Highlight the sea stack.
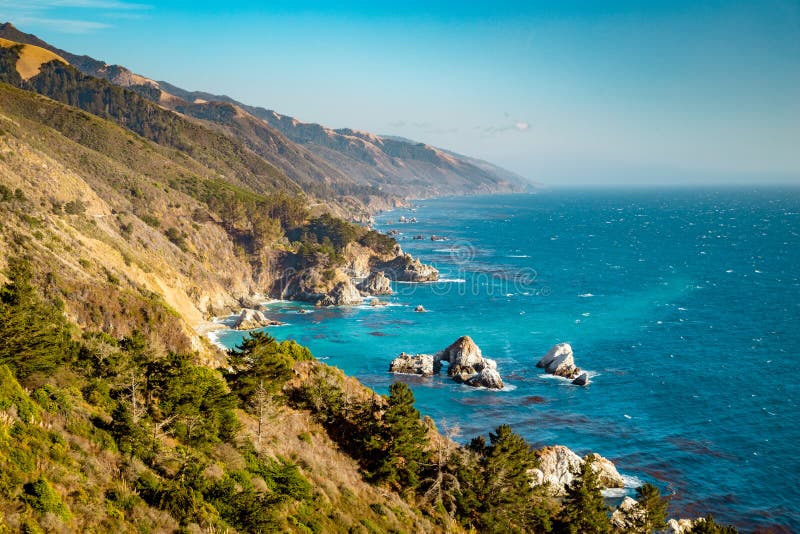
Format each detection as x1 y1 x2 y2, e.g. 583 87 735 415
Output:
536 343 582 380
390 336 505 389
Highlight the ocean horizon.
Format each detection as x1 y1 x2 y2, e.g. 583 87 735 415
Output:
213 188 800 530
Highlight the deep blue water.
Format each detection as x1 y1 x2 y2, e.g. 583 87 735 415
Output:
215 189 800 530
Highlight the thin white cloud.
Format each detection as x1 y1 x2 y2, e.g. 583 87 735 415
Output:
0 0 150 33
1 0 149 9
478 119 532 137
12 15 112 33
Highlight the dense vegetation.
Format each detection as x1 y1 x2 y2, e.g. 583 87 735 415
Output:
0 259 740 532
0 37 738 533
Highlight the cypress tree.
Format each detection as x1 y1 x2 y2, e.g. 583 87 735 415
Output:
557 455 612 534
366 382 430 491
636 483 669 531
0 258 75 379
461 424 554 533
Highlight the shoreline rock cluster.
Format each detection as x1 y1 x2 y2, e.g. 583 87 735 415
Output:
280 246 437 306
389 336 504 389
357 271 392 296
231 308 284 330
529 445 625 495
536 343 590 386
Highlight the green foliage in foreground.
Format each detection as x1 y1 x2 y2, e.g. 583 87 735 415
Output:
0 258 740 533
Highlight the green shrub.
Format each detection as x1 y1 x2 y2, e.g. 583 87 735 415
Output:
0 366 39 422
139 214 160 228
63 199 86 215
22 477 71 520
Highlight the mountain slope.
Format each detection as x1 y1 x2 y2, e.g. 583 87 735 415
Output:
161 82 538 198
0 22 537 201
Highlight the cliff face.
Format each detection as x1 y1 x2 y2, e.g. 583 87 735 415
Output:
0 81 434 358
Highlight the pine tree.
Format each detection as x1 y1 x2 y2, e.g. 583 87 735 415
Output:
366 382 430 491
456 425 554 533
557 455 612 534
0 258 76 379
635 483 669 531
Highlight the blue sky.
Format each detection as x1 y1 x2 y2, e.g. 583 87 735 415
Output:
2 0 798 185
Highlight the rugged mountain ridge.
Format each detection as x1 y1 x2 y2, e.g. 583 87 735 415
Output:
0 22 536 201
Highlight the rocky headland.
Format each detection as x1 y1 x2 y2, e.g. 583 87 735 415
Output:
278 244 436 306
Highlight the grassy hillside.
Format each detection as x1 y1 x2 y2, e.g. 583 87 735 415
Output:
0 37 66 80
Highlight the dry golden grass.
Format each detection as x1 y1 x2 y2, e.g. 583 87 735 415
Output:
0 37 68 80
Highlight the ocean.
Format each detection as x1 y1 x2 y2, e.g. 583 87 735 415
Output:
213 188 800 530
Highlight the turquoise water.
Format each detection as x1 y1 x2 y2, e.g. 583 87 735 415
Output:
215 189 800 530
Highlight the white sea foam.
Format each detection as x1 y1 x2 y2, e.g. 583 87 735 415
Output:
601 488 629 498
578 293 595 298
206 331 226 350
621 473 644 488
507 254 531 258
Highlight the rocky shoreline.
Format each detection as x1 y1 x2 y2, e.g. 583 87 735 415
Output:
277 243 439 307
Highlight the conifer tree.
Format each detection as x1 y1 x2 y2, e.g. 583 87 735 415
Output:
0 258 75 379
366 382 430 491
557 455 612 534
635 483 669 531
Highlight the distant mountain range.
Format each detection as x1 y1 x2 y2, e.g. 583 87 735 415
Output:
0 22 536 204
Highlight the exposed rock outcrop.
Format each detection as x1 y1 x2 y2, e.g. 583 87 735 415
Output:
585 453 625 489
389 353 439 377
528 446 625 496
664 518 698 534
232 308 282 330
414 305 427 312
465 367 504 389
377 253 439 282
358 271 393 296
529 445 583 494
572 372 590 386
536 343 582 379
390 336 504 389
611 497 643 530
437 336 488 379
318 279 363 306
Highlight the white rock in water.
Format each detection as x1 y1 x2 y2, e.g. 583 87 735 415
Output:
537 343 572 369
232 308 281 330
466 367 504 389
437 336 486 377
389 353 438 377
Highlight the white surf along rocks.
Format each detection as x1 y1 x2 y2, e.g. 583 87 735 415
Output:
389 336 504 389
